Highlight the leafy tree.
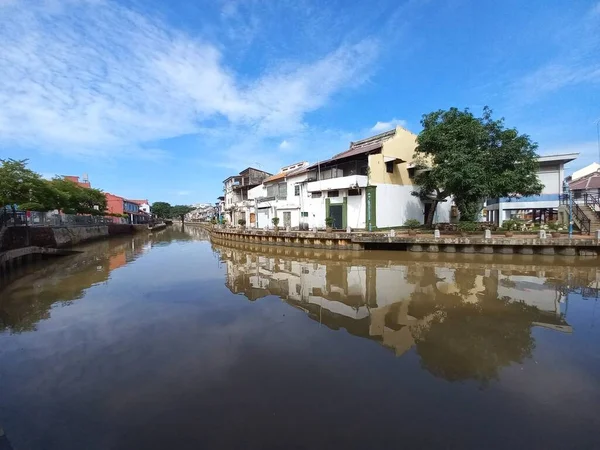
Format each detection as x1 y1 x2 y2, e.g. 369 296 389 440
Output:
413 107 543 222
170 205 193 223
48 178 106 214
151 201 172 219
0 159 47 218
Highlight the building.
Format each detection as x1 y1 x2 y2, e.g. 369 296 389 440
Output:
223 167 271 225
129 199 151 215
300 126 451 230
185 204 217 222
248 162 310 229
563 162 600 233
63 175 91 189
485 153 578 227
105 193 150 224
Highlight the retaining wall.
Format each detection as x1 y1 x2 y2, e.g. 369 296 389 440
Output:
204 225 600 257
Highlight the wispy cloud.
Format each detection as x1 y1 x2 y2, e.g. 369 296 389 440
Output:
279 140 291 149
177 190 191 196
371 118 407 132
509 3 600 104
0 0 378 161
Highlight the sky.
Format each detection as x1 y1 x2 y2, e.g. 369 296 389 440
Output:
0 0 598 205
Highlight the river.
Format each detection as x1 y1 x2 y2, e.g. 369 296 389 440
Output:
0 225 599 449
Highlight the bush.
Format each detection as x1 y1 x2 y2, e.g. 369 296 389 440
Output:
501 219 525 231
325 217 334 227
457 221 479 233
272 217 280 226
403 219 421 229
238 218 246 226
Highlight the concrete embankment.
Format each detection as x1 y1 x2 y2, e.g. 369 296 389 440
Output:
201 224 600 257
0 223 148 277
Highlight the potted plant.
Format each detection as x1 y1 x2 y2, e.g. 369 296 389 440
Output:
272 216 280 232
403 219 421 236
238 218 246 229
325 217 334 233
548 220 562 238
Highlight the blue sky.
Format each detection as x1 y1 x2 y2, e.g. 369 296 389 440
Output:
0 0 598 204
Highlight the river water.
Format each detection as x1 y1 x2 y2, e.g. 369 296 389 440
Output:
0 226 599 449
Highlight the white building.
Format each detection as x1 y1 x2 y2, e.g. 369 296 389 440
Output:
223 167 271 226
248 162 310 229
485 153 578 226
300 126 451 230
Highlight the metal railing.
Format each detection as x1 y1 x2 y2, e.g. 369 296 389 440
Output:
580 192 600 219
3 211 129 227
560 195 591 234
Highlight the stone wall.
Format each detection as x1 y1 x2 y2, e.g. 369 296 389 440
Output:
1 223 147 251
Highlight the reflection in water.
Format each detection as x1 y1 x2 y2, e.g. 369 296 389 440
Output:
0 227 200 334
213 240 599 384
1 225 599 449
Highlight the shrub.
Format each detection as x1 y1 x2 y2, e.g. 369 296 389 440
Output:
502 219 525 231
238 218 246 226
325 217 335 227
272 217 280 226
403 219 421 229
457 221 479 233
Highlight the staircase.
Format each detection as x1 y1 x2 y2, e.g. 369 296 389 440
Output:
582 204 600 234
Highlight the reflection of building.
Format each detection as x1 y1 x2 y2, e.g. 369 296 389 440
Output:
216 243 579 359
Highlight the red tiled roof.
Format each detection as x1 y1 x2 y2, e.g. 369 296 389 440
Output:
570 171 600 190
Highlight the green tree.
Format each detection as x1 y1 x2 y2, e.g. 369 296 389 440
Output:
0 159 48 218
170 205 193 223
151 201 172 219
48 178 107 214
413 107 543 222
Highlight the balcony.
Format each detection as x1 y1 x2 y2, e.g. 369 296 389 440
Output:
307 175 368 192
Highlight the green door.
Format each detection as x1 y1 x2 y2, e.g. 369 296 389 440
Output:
329 204 343 229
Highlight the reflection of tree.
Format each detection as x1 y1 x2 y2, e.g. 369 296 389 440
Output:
404 263 558 385
411 295 537 385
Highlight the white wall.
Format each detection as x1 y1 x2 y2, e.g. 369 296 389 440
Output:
538 169 561 194
347 194 365 229
374 184 424 227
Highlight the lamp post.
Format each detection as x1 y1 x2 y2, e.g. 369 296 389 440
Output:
563 179 573 238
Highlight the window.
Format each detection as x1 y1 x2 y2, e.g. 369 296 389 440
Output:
385 161 394 173
301 212 308 217
294 185 300 196
407 167 415 179
348 189 361 196
278 182 287 199
328 190 339 198
312 192 322 198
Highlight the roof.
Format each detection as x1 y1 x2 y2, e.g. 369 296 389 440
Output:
262 164 308 184
127 199 148 205
537 153 579 164
569 170 600 190
239 167 271 176
306 128 396 170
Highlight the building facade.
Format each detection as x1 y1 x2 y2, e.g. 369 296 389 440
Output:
485 153 578 227
223 167 271 225
248 162 309 229
105 193 150 224
301 126 451 230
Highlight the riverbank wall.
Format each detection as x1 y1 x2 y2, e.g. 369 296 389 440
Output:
1 223 148 251
0 224 149 278
197 224 600 257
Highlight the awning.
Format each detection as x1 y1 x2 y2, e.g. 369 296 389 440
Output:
384 156 405 163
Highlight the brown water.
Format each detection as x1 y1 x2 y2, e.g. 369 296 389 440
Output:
0 226 599 449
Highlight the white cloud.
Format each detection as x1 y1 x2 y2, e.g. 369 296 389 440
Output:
279 140 291 149
177 190 191 196
371 118 407 132
0 0 378 160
